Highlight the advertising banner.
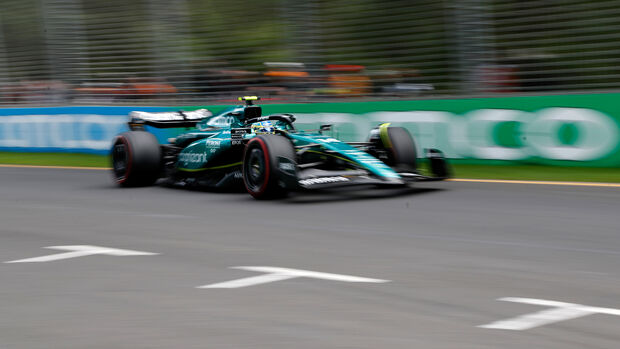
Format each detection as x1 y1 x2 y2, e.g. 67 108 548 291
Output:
0 107 163 154
1 93 619 166
255 93 620 166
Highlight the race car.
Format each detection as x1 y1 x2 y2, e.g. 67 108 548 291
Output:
111 96 450 199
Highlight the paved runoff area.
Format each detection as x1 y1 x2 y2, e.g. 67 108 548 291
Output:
1 166 620 348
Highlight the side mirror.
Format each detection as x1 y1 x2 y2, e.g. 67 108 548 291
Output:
319 124 332 134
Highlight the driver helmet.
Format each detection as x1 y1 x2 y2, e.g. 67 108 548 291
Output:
251 120 276 134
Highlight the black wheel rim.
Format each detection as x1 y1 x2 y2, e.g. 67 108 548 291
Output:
112 142 128 181
244 147 266 192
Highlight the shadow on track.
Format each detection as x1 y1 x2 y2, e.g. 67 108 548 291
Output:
109 179 445 204
282 186 444 204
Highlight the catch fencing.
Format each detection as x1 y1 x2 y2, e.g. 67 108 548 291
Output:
1 0 620 106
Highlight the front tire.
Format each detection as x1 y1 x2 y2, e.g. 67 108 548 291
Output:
372 125 417 171
242 135 296 199
111 131 162 187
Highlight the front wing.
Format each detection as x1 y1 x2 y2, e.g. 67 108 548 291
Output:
294 168 446 190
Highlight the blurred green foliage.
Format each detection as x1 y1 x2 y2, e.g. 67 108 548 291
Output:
1 0 620 92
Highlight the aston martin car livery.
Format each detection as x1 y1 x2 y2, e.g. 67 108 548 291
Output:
111 96 450 199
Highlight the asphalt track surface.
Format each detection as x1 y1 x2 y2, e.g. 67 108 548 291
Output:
1 167 619 349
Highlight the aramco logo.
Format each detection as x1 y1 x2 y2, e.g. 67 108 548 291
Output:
297 107 620 162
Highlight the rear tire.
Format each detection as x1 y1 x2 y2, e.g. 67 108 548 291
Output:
243 135 296 199
111 131 162 187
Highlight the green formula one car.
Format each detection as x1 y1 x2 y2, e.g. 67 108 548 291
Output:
111 96 450 199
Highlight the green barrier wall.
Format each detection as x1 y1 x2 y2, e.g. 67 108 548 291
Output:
181 93 620 167
1 93 618 166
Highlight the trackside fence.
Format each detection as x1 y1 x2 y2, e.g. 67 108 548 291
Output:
3 0 620 105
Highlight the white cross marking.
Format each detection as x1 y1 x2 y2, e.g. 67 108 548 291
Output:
479 297 620 330
4 245 159 263
198 266 390 289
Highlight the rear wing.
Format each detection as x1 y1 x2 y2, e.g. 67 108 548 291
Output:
129 109 212 129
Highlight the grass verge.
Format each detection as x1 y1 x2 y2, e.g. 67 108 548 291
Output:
1 152 618 183
0 152 109 168
447 164 619 183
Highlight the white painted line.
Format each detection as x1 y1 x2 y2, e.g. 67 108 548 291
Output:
479 297 620 331
4 245 159 263
232 266 390 283
479 307 596 331
198 273 298 289
197 266 390 289
500 297 579 308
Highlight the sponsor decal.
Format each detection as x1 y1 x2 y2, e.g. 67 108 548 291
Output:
279 162 295 172
205 115 235 127
206 139 221 147
231 128 249 145
299 176 349 186
343 149 386 167
278 157 296 175
131 109 210 122
179 152 208 164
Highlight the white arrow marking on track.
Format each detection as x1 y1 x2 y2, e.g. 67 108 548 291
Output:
479 297 620 330
197 266 390 288
4 245 159 263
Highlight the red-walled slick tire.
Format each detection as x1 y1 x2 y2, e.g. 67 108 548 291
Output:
243 135 295 199
111 131 162 187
